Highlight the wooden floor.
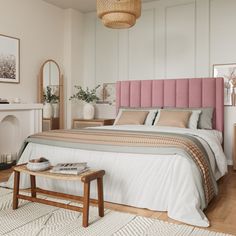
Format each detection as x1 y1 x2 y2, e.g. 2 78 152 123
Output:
0 168 14 182
1 167 236 235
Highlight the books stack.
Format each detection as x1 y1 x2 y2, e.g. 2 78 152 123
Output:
0 98 9 104
50 162 89 175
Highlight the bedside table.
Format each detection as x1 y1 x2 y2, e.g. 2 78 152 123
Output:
72 118 115 129
43 118 59 131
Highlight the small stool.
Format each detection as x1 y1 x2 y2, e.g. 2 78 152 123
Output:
13 164 105 227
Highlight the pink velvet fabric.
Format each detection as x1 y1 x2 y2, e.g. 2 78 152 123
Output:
116 78 224 132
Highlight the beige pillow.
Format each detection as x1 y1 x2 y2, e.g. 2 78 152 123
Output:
115 110 149 125
155 110 192 128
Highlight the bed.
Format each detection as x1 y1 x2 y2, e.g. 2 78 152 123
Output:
5 77 227 227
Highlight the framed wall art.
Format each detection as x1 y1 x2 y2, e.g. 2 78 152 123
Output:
97 83 116 105
0 34 20 83
213 63 236 106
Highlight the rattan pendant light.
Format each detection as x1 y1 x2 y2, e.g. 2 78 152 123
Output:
97 0 141 29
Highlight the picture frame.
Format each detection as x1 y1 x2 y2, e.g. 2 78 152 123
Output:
213 63 236 106
97 83 116 105
0 34 20 84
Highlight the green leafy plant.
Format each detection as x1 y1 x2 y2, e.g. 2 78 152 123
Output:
70 85 100 103
43 86 59 103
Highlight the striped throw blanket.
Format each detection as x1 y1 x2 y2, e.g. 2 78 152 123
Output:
24 129 217 205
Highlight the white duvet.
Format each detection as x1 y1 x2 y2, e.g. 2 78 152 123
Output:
5 125 228 227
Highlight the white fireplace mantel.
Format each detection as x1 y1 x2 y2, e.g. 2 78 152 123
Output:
0 103 43 111
0 103 43 158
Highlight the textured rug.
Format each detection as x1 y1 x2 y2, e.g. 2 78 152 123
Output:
0 188 233 236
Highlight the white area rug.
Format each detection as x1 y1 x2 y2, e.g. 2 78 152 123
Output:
0 188 233 236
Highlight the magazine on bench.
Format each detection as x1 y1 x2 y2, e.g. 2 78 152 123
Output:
50 162 89 175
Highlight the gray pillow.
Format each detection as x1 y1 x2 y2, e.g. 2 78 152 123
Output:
163 107 214 129
197 107 214 129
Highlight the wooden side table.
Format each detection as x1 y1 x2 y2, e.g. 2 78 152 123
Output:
13 164 105 227
43 118 59 131
72 118 114 129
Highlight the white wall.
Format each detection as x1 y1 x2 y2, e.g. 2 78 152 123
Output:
210 0 236 165
63 9 84 128
0 0 65 103
82 0 236 164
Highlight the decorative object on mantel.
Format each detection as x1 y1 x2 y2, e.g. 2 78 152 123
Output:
12 97 21 104
0 98 21 104
0 98 9 104
43 86 59 118
70 85 100 120
0 34 20 83
213 63 236 106
97 0 141 29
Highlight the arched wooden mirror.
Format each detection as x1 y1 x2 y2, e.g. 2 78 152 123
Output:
38 59 64 131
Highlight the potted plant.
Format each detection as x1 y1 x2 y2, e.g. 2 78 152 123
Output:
70 85 100 119
43 86 59 118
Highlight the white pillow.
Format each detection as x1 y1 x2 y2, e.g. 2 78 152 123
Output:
153 109 202 129
114 108 158 126
188 110 202 129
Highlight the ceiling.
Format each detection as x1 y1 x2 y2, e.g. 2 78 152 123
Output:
43 0 158 13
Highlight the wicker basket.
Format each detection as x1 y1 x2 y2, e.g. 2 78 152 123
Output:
97 0 141 29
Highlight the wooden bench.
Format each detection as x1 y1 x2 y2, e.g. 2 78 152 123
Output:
13 164 105 227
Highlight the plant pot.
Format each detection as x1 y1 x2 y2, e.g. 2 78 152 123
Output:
43 103 53 118
83 103 95 120
52 103 59 118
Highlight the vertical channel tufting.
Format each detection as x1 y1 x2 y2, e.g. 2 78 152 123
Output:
202 78 216 108
202 78 216 129
120 81 130 107
189 79 202 107
130 81 141 107
176 79 189 108
141 80 152 107
152 80 164 107
216 78 224 132
164 80 176 107
116 82 121 113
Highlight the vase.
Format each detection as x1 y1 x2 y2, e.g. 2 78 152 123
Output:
52 103 59 118
232 89 236 106
43 103 52 118
83 103 95 120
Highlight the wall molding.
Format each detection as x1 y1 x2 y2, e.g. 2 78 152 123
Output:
164 1 196 78
85 0 209 84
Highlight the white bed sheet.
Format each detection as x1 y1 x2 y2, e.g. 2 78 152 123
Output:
5 125 228 227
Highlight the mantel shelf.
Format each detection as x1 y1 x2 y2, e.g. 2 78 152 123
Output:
0 103 43 111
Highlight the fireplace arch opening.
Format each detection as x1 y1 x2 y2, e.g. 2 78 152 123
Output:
0 115 21 166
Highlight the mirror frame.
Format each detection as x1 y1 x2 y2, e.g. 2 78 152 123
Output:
38 59 64 129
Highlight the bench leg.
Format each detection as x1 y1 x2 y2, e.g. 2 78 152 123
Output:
13 171 20 210
97 177 104 217
30 175 36 198
83 182 90 227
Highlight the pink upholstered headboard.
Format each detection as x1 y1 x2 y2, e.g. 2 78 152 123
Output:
116 78 224 132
